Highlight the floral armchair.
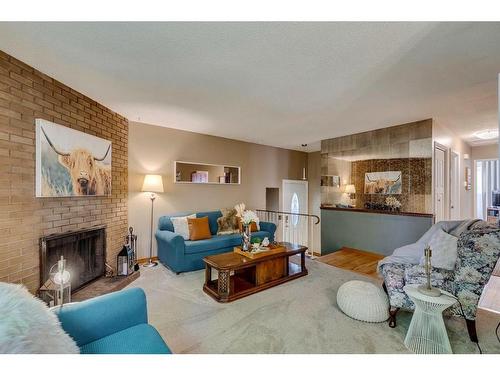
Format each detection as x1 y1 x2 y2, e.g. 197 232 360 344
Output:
379 221 500 342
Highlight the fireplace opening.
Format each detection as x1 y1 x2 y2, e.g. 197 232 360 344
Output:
40 226 106 292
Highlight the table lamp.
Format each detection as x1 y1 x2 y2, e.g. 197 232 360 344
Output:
418 245 441 297
344 184 356 206
344 184 356 195
142 174 164 268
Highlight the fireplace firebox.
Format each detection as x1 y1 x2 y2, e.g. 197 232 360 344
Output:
40 226 106 292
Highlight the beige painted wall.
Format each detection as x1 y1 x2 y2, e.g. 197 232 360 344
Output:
432 120 473 219
471 143 499 160
307 151 321 253
128 121 307 259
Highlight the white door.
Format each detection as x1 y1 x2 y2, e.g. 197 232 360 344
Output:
449 151 460 220
282 180 308 246
434 146 446 222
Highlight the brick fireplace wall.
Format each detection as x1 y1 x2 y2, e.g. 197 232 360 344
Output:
0 50 128 293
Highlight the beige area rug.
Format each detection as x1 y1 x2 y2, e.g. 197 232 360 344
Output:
128 257 477 354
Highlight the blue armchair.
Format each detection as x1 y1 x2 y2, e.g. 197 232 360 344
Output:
55 288 171 354
156 210 277 273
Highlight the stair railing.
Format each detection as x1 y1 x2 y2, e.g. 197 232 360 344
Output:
256 209 320 258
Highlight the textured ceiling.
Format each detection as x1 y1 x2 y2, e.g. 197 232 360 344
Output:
0 22 499 151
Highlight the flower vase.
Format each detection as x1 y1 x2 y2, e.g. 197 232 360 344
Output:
242 224 252 251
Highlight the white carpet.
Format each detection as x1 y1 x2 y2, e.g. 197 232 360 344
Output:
128 257 477 354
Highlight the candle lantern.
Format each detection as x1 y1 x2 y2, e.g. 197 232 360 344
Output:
117 244 134 276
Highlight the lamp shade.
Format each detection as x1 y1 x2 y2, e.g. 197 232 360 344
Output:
142 174 164 193
344 184 356 194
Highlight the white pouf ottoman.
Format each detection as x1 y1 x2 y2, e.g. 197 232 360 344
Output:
337 280 389 323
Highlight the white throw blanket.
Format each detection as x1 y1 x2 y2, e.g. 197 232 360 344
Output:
0 282 79 354
377 220 471 273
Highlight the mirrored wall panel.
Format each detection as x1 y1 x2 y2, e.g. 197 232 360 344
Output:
320 119 433 214
174 161 241 184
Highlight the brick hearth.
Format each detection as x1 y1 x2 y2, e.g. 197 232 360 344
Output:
72 272 140 302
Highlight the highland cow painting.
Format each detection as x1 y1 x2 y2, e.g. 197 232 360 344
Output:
35 119 112 197
364 171 402 194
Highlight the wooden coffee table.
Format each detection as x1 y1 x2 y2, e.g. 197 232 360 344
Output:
203 242 308 302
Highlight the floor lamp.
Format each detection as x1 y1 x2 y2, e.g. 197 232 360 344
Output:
142 174 164 268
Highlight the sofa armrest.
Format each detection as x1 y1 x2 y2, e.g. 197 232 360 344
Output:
54 288 148 347
155 230 185 271
259 221 277 240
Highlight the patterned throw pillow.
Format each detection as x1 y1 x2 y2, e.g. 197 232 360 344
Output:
216 208 240 235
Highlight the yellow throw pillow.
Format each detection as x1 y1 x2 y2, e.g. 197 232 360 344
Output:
188 216 212 241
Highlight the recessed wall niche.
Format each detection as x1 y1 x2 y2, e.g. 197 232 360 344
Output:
320 120 433 214
174 161 241 184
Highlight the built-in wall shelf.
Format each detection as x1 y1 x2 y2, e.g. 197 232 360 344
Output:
174 161 241 185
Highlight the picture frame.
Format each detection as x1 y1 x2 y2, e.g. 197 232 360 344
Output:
35 119 112 197
321 175 340 187
364 171 402 194
465 167 472 190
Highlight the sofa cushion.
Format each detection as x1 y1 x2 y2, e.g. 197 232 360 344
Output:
185 233 242 254
158 212 193 232
80 324 171 354
171 214 196 240
184 231 271 254
197 211 223 235
188 216 212 241
217 208 240 235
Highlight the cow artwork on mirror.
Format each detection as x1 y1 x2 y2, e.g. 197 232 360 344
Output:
35 119 112 197
364 171 402 195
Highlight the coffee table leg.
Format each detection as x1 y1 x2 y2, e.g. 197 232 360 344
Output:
301 251 306 271
205 265 211 285
218 270 230 298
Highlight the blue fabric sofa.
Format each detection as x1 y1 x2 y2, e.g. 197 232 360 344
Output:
156 210 277 273
55 288 171 354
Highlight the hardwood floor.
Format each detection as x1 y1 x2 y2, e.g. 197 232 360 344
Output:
317 247 384 279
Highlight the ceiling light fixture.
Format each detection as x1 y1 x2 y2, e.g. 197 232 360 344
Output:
474 129 499 140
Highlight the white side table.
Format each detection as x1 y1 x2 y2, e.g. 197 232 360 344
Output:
403 285 456 354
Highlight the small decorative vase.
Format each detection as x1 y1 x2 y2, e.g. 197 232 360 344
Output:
242 224 252 251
